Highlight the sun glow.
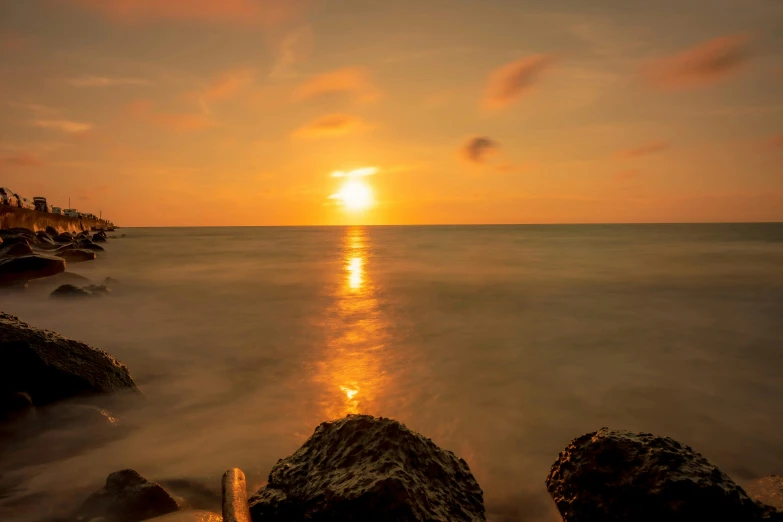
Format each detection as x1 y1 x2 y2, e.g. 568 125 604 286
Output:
330 180 374 212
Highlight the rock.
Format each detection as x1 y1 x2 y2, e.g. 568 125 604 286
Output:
85 284 111 295
104 277 120 286
51 284 92 299
78 239 105 252
93 234 108 242
545 427 780 522
248 414 485 522
7 227 35 239
746 476 783 511
58 249 97 263
0 312 138 406
74 469 180 522
36 231 55 245
0 241 34 258
0 391 35 423
158 479 222 512
0 254 65 285
54 233 75 243
45 226 59 237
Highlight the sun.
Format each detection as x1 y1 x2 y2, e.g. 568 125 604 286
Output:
331 180 374 212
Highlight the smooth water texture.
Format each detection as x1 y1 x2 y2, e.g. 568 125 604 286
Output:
2 224 783 521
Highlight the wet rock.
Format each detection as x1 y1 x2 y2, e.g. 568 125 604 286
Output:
545 427 780 522
36 231 55 245
93 234 108 242
746 476 783 511
78 239 105 252
85 284 111 295
104 277 120 286
54 233 75 243
0 312 138 407
7 227 35 239
248 414 486 522
45 226 59 237
0 391 35 423
57 249 97 263
74 469 179 522
0 254 65 285
0 241 34 258
51 284 92 299
158 479 222 512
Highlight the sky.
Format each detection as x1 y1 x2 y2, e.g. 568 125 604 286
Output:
0 0 782 226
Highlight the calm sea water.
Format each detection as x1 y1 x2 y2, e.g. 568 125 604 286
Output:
2 224 783 521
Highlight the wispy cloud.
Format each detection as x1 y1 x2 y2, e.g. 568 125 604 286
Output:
2 153 43 167
615 141 670 159
331 167 377 178
460 136 499 164
644 34 751 90
66 76 151 87
482 55 555 110
32 120 93 133
8 102 58 115
127 100 214 132
270 25 314 79
291 113 370 139
67 0 302 26
291 67 379 103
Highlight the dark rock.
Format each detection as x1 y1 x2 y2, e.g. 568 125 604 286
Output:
78 239 105 252
546 427 780 522
104 277 120 286
54 233 75 244
45 226 59 237
74 469 179 522
158 478 222 511
0 254 65 285
51 284 92 299
0 312 138 406
84 284 111 295
92 234 107 242
0 242 34 258
7 227 35 239
36 231 55 245
57 249 97 263
248 414 485 522
0 391 35 423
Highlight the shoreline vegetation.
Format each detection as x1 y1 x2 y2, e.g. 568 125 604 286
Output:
0 223 781 521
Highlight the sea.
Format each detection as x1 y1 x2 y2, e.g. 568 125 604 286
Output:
2 224 783 521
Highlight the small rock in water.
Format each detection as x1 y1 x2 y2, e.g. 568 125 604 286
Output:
92 234 108 242
78 239 105 252
85 284 111 295
74 469 180 522
104 277 120 286
0 254 65 284
58 249 97 263
248 414 486 522
54 233 75 244
51 284 92 299
0 391 35 423
546 427 780 522
0 242 34 258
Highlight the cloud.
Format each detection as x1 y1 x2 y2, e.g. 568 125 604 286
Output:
291 113 369 139
32 120 93 133
8 102 58 115
2 153 43 167
270 25 314 79
482 55 555 110
203 69 254 102
66 76 151 87
615 141 670 159
127 100 214 132
291 67 379 103
645 34 751 90
460 136 499 164
66 0 301 26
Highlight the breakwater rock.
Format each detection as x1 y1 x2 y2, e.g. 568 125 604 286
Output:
248 414 486 522
0 312 138 416
546 427 783 522
74 469 180 522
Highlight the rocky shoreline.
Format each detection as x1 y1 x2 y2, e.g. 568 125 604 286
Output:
0 310 780 521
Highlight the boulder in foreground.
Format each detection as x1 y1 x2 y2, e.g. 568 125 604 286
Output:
546 427 781 522
50 284 92 299
74 469 179 522
0 313 138 408
0 254 65 284
248 414 485 522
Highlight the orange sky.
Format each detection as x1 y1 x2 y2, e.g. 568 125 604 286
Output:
1 0 782 226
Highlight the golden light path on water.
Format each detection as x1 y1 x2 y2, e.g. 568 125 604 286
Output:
313 227 390 419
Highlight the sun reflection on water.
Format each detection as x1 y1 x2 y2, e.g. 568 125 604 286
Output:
312 227 390 419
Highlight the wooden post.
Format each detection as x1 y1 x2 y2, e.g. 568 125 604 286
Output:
222 468 252 522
